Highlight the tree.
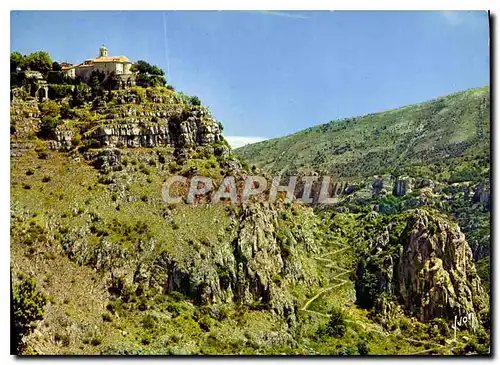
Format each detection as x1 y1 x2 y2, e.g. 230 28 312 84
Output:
70 84 89 108
12 276 47 354
150 65 164 76
10 52 25 72
47 71 70 85
135 60 153 74
52 61 62 71
25 51 53 74
133 60 167 86
89 70 106 99
48 84 73 100
38 116 61 139
189 96 202 106
357 339 370 355
325 307 347 338
104 71 120 96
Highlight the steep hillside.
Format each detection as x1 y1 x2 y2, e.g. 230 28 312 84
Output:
10 83 490 355
236 86 490 181
236 87 491 262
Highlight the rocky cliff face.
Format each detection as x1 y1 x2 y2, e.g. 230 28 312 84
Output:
11 88 225 153
355 209 487 329
85 107 222 149
10 99 40 139
57 201 319 328
88 89 224 150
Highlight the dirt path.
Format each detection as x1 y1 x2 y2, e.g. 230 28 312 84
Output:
299 244 350 312
299 242 449 355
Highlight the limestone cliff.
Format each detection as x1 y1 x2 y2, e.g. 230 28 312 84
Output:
11 88 225 153
355 209 487 329
56 201 319 328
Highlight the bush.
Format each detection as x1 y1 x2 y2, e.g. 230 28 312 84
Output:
169 291 185 302
39 100 60 118
326 307 347 338
378 195 403 215
102 312 113 322
70 84 89 107
189 96 201 106
91 336 103 346
357 339 370 355
12 276 48 354
71 132 82 147
60 103 75 119
38 116 61 139
84 139 101 149
141 314 157 330
129 86 145 102
48 84 73 100
37 150 49 160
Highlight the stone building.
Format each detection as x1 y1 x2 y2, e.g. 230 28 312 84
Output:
61 46 135 88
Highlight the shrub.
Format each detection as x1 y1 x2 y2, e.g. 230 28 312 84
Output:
129 87 145 102
326 307 347 338
39 100 60 118
84 139 101 149
379 195 403 215
71 132 82 147
169 291 185 302
357 339 370 355
141 314 157 330
12 276 47 354
91 336 103 346
38 116 61 139
48 84 73 100
60 103 75 119
37 151 49 160
189 96 201 106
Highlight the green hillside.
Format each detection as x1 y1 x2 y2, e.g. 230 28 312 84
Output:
10 52 490 356
236 86 490 181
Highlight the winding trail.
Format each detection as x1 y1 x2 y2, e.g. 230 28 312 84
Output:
298 241 450 355
299 242 350 313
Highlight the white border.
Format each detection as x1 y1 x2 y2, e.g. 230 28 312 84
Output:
2 2 497 364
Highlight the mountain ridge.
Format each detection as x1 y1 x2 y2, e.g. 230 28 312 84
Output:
235 86 490 181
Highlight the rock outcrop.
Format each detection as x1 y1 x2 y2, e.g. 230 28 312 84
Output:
473 183 491 210
85 108 223 149
10 100 41 139
81 89 224 150
393 176 414 197
355 209 487 329
10 88 225 153
58 202 319 328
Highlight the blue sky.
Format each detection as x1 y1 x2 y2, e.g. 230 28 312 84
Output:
11 11 490 147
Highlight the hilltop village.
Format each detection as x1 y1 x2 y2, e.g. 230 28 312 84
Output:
10 46 166 102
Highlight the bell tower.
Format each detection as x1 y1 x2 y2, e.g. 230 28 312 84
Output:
99 45 108 57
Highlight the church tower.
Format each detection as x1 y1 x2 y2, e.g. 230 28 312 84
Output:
99 46 108 57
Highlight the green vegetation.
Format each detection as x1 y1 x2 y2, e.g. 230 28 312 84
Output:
10 62 489 357
132 60 167 88
12 275 48 354
236 86 490 180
